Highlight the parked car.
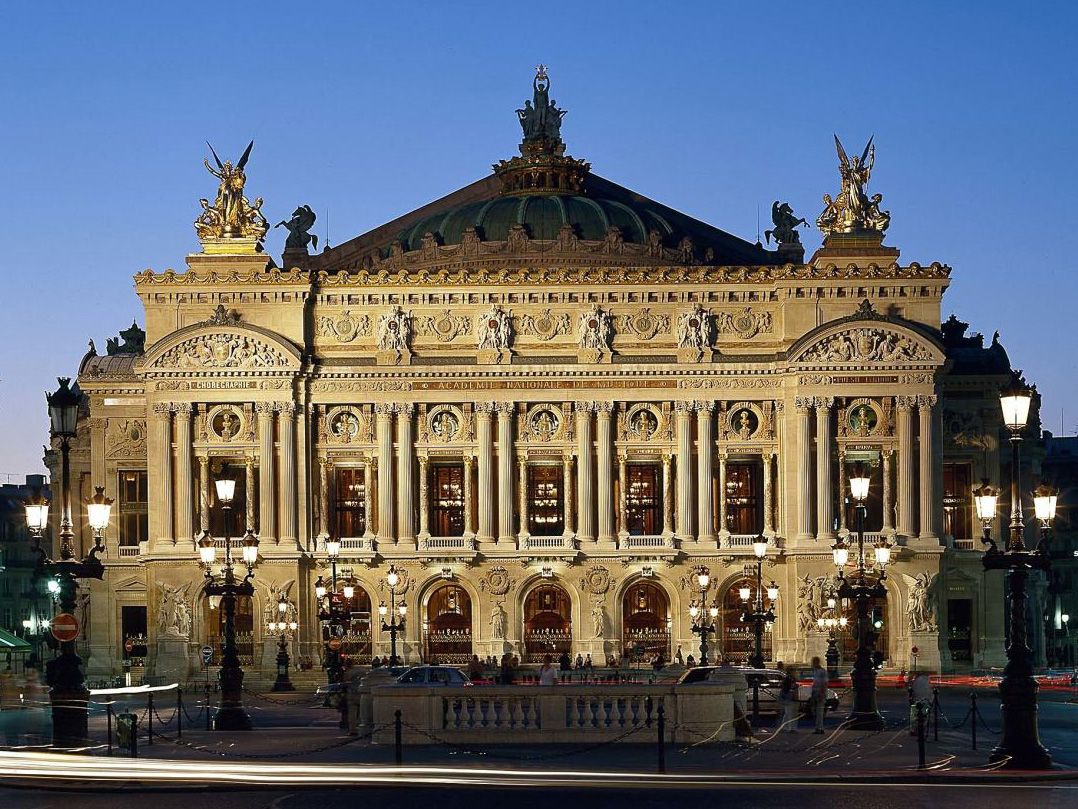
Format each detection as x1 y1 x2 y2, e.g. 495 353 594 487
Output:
315 665 411 697
677 666 839 714
390 665 472 686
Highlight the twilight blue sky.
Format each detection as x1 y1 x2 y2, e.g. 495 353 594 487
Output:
1 1 1076 476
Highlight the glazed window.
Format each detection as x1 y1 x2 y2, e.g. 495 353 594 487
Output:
943 462 973 541
334 467 367 537
625 464 661 535
527 465 564 536
118 470 148 546
431 464 465 537
725 462 762 535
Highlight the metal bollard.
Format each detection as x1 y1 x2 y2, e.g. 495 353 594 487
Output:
970 691 977 750
106 703 113 754
147 692 154 745
394 709 403 765
916 703 927 769
657 703 666 774
932 687 940 742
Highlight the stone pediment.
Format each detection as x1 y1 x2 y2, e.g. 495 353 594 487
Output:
140 311 301 374
788 303 945 367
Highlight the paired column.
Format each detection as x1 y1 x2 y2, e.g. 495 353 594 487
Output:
675 402 694 540
661 454 674 536
696 402 715 545
256 402 276 542
463 455 475 537
149 403 173 546
596 403 615 544
896 397 916 539
575 403 595 542
363 458 375 537
717 454 728 543
518 457 529 538
762 452 774 536
476 404 495 543
375 404 395 541
496 404 515 543
198 455 210 536
396 404 415 545
815 397 834 541
882 449 895 533
918 395 938 542
563 455 575 535
417 456 430 537
277 402 297 547
617 455 628 538
244 456 256 533
318 458 330 538
173 403 194 545
795 397 813 542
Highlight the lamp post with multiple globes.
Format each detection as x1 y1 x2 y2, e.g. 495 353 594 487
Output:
379 566 407 667
816 594 848 680
197 478 259 731
740 537 779 671
315 537 344 684
831 462 890 730
26 378 114 746
268 592 298 692
974 374 1056 769
688 568 719 666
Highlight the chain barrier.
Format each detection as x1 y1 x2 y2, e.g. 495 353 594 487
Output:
152 704 178 727
397 718 647 762
181 700 207 724
154 723 387 759
974 705 1001 735
241 687 327 708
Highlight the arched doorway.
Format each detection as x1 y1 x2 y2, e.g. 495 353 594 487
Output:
720 579 772 666
840 596 890 664
204 592 254 666
424 584 472 664
523 584 572 663
333 585 373 666
622 581 670 663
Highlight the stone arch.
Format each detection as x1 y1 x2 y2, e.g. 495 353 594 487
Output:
615 575 673 663
194 579 263 666
140 320 302 373
519 578 575 663
714 570 775 666
787 311 946 367
418 578 475 664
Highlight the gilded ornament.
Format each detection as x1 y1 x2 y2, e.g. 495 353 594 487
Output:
194 141 268 242
816 136 891 235
520 309 571 341
480 565 516 597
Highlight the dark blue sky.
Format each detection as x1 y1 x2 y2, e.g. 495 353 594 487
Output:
1 1 1075 474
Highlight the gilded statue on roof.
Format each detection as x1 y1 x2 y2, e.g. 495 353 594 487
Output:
816 136 891 235
195 140 269 242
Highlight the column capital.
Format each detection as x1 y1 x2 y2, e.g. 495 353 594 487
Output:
813 396 834 410
275 401 297 415
673 400 695 415
773 400 785 413
152 402 172 418
198 455 209 468
895 395 917 411
494 401 515 416
694 400 716 414
254 401 276 416
475 402 496 416
794 396 813 413
594 401 615 416
463 454 474 468
374 402 395 417
171 402 194 415
393 402 415 416
575 401 597 415
916 394 938 409
245 455 255 469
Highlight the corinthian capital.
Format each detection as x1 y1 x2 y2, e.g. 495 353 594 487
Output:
595 401 615 415
255 401 275 416
374 402 395 417
694 400 715 414
474 402 496 416
917 395 938 409
895 395 917 410
575 401 597 415
794 396 813 413
673 400 695 415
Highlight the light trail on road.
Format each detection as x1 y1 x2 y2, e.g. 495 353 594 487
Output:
0 750 1075 791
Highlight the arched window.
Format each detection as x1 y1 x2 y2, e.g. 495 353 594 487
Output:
720 579 772 666
622 581 669 663
523 584 572 663
424 584 472 664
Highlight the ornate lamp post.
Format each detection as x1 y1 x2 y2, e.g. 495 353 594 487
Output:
740 536 778 671
269 593 298 692
316 537 344 684
816 594 848 680
976 375 1054 769
688 568 719 665
379 566 407 667
28 379 112 746
832 462 890 730
198 478 258 731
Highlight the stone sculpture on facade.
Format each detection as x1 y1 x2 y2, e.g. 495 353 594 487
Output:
106 321 146 355
377 305 413 365
765 201 807 246
476 304 513 364
195 141 268 243
591 603 606 638
800 328 931 364
275 205 318 252
157 583 192 638
516 65 567 144
903 572 937 633
676 304 713 362
489 603 507 640
817 135 891 235
578 304 613 362
796 575 824 633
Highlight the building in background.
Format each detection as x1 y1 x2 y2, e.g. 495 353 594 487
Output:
1042 434 1077 668
0 475 52 670
45 69 1047 683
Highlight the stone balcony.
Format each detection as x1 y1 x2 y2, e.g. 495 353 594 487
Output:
417 534 478 562
616 533 678 558
519 533 579 560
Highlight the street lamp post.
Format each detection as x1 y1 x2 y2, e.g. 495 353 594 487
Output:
817 595 848 680
28 378 112 747
379 566 406 667
316 537 344 685
198 478 258 731
832 462 890 730
688 568 719 666
975 374 1054 769
269 593 298 692
740 537 778 671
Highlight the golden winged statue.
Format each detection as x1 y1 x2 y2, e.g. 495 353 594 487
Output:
194 140 269 242
817 135 891 236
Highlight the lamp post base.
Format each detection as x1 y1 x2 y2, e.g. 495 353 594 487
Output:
213 706 253 731
989 674 1052 769
49 689 90 747
272 675 295 692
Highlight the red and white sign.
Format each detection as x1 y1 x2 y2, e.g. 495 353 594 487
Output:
51 613 80 642
327 637 342 651
911 646 920 656
124 638 135 654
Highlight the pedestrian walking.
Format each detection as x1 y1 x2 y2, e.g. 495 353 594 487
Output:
674 645 684 666
539 655 557 686
468 654 484 681
810 656 828 734
500 652 513 685
345 662 366 735
776 662 799 733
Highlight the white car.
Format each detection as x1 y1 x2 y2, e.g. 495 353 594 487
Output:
677 666 839 714
391 665 472 686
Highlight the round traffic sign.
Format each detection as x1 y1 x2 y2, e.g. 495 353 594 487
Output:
124 638 135 654
51 613 80 642
327 637 342 651
911 646 920 655
201 645 214 664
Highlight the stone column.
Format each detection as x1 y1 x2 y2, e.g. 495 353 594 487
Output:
563 455 575 535
318 458 330 538
918 395 939 542
417 456 430 538
795 397 813 543
173 403 194 545
395 404 415 546
617 454 628 539
696 401 716 546
596 402 615 545
815 397 834 541
496 404 515 544
717 454 729 544
882 449 895 534
763 452 774 536
661 454 674 536
245 456 256 533
256 402 276 542
896 397 916 540
277 402 297 547
463 454 475 537
476 404 495 543
149 403 173 547
375 404 395 541
363 458 375 538
197 455 210 536
837 449 848 533
575 402 595 543
517 457 529 539
675 401 694 541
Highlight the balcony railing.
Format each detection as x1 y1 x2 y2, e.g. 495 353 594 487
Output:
520 535 578 553
418 536 476 552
